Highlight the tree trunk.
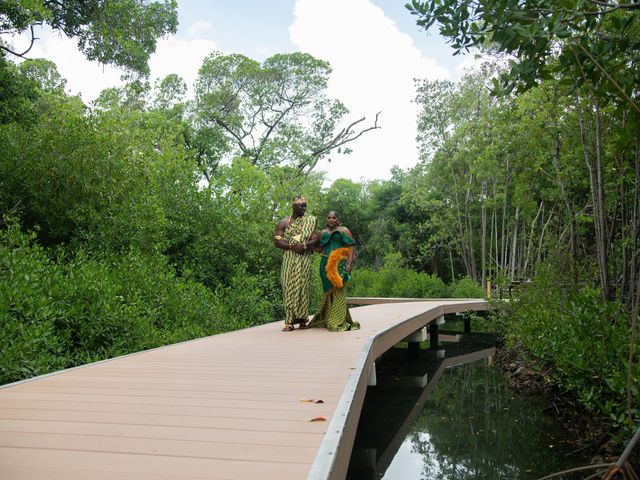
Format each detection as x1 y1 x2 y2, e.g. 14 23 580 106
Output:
550 135 578 282
493 184 500 275
500 160 512 280
481 182 487 290
577 97 610 299
449 164 472 278
537 208 554 267
594 101 610 298
621 153 628 299
465 176 478 282
447 240 456 282
510 206 520 282
501 183 508 276
627 280 640 425
523 202 543 277
629 144 640 303
628 144 640 424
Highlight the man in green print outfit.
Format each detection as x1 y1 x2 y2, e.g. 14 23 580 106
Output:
273 196 318 331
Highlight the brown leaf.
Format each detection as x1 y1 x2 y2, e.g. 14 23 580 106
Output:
314 400 324 404
309 416 327 422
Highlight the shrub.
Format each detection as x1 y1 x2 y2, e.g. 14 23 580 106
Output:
212 263 281 330
0 224 71 383
449 276 484 298
350 266 447 298
349 268 381 297
503 273 639 430
0 221 226 385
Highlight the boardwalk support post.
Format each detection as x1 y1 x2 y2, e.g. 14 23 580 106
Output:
368 362 377 386
404 327 427 360
429 315 445 349
456 311 472 333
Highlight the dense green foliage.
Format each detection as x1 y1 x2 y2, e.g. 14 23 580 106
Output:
407 0 640 106
349 256 482 299
0 222 230 385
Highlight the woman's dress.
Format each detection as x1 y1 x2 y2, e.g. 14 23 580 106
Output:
308 229 360 332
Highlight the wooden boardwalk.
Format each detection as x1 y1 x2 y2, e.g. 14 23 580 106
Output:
0 299 487 480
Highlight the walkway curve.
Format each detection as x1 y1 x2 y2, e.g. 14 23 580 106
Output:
0 299 487 480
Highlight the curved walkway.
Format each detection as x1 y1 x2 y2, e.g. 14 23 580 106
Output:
0 299 487 480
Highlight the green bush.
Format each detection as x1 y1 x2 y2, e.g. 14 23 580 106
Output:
0 224 70 383
350 265 447 298
449 276 484 298
212 263 281 330
349 268 379 297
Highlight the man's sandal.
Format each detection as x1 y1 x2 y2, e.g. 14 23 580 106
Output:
282 324 295 332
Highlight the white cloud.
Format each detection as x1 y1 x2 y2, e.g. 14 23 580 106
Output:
16 28 124 102
290 0 452 184
13 24 217 102
149 35 218 97
187 20 212 37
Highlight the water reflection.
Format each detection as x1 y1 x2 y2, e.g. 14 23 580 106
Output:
348 333 582 480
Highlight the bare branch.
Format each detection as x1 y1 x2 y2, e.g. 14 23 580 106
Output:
0 25 38 58
298 111 382 175
311 111 381 158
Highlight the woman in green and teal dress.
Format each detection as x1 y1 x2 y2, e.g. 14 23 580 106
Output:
308 211 360 332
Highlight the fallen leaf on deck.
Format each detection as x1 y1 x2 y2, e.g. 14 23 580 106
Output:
315 400 324 404
299 399 314 403
309 416 327 422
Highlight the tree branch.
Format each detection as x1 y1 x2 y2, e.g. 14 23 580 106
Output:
213 117 251 157
311 111 381 158
577 43 640 115
0 25 38 58
298 111 382 175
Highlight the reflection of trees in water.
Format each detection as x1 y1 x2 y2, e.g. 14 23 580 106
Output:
408 362 575 480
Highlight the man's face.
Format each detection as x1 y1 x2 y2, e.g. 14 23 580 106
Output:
293 202 307 216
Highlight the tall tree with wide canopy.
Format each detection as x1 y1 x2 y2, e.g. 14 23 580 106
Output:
194 51 380 176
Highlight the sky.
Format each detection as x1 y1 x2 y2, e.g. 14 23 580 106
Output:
11 0 477 184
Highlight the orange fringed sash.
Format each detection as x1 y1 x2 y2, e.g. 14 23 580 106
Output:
325 247 351 289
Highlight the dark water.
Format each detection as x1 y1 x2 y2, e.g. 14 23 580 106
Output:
348 333 584 480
